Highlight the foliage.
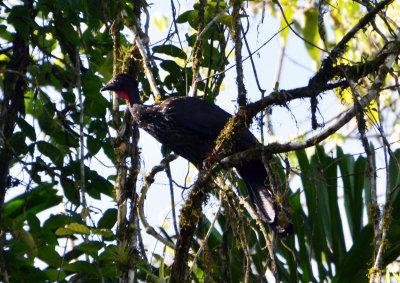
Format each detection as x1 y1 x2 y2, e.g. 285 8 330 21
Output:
0 0 399 282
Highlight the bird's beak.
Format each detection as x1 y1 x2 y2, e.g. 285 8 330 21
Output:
101 78 121 91
100 83 116 92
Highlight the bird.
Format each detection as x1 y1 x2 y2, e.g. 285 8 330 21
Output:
101 73 292 236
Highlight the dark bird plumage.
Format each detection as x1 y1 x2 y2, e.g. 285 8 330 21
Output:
101 73 292 236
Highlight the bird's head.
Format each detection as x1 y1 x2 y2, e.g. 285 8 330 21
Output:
101 73 140 105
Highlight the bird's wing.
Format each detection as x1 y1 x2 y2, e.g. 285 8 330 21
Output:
174 97 259 148
154 97 260 163
165 97 241 137
162 97 232 138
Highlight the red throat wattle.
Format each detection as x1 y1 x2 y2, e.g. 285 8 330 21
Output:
115 89 130 103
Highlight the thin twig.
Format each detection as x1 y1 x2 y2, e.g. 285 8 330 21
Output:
275 0 328 55
332 0 394 58
221 36 399 163
237 213 251 283
204 0 221 99
110 17 121 123
197 4 231 43
199 24 291 83
368 33 400 278
165 162 179 236
233 2 246 107
75 46 89 257
241 23 265 94
171 159 226 282
131 25 161 101
348 76 379 250
368 96 390 279
137 155 178 250
273 34 287 88
190 0 206 97
237 194 278 279
189 190 223 274
169 0 188 96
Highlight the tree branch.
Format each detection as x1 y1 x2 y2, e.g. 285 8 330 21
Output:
190 0 207 97
233 2 246 107
131 25 162 102
245 40 400 122
221 40 400 165
137 155 178 250
170 161 223 282
0 23 30 283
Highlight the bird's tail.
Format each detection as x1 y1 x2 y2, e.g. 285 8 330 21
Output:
237 161 292 237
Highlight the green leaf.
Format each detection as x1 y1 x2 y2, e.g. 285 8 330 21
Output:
314 147 345 266
36 32 58 53
75 241 104 258
303 9 320 61
43 214 70 230
87 136 101 155
98 262 120 277
201 42 225 71
289 189 314 281
3 183 61 221
62 261 98 275
82 73 103 96
44 268 66 281
280 6 294 43
82 74 110 118
160 60 182 76
36 141 64 167
383 224 400 265
389 149 400 219
0 24 13 41
176 10 195 24
13 229 37 263
16 118 36 141
217 14 233 28
88 120 108 139
333 225 374 283
153 44 187 60
55 222 90 236
91 228 114 238
69 223 90 235
7 5 32 41
37 105 56 135
8 132 28 155
55 18 81 46
296 148 329 280
37 245 63 267
98 208 117 229
26 213 41 234
102 139 115 162
61 91 76 104
338 146 365 240
177 10 199 29
54 227 72 236
61 178 80 206
352 155 366 235
84 97 108 118
86 168 113 199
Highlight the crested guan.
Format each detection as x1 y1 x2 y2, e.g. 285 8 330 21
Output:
101 73 292 236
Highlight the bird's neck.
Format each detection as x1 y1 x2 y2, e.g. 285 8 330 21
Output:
128 85 141 105
120 80 140 105
127 102 148 126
